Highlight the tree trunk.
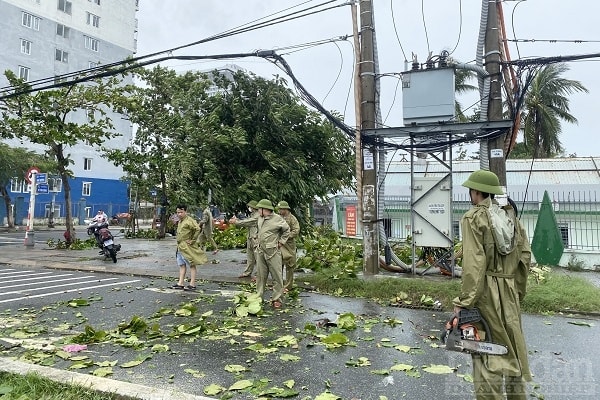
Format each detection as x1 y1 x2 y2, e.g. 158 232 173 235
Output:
0 187 14 228
55 144 75 241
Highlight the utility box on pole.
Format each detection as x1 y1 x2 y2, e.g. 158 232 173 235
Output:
402 68 455 126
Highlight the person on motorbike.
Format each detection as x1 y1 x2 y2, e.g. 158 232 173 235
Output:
90 210 109 252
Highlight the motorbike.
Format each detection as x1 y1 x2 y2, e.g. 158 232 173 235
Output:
87 221 121 263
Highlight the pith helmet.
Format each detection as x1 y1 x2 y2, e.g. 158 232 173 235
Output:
462 170 503 195
276 200 290 209
247 200 258 208
255 198 274 211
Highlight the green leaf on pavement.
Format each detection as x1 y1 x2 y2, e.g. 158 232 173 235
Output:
283 379 295 388
203 384 226 396
390 363 414 371
92 367 113 377
224 364 247 373
184 369 205 378
119 354 152 368
315 392 342 400
370 369 390 375
394 345 412 353
280 354 301 362
151 344 169 353
422 364 455 374
228 379 253 390
67 299 89 308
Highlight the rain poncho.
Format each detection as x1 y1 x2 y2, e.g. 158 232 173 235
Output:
454 197 532 380
176 214 208 266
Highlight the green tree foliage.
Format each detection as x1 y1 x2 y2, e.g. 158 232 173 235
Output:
0 71 126 237
0 144 55 227
186 70 355 214
515 63 588 158
112 66 355 234
108 66 213 237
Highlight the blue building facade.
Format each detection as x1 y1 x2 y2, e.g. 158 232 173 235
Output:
1 176 129 226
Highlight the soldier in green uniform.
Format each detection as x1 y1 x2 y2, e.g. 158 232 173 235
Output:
454 170 531 399
277 201 300 291
199 205 219 254
239 200 259 278
173 204 208 291
232 199 290 308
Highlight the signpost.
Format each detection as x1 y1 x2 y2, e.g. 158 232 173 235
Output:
37 184 49 194
24 167 41 247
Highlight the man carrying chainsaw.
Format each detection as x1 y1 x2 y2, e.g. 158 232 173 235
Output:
453 170 532 399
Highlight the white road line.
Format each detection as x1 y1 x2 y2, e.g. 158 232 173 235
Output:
0 275 94 290
0 279 142 304
0 278 120 296
0 270 24 275
0 271 60 280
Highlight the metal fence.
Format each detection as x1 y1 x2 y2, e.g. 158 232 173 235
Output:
334 191 600 251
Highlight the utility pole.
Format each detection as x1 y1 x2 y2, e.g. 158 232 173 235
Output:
359 0 379 275
485 0 507 187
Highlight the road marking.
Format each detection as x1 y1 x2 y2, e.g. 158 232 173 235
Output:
0 278 120 296
0 275 93 289
0 271 59 280
0 279 141 304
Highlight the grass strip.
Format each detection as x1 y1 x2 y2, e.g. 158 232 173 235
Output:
0 371 119 400
302 270 600 314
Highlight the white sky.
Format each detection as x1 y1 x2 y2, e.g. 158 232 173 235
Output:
136 0 600 157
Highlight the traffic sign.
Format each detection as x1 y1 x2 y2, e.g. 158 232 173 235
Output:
37 184 49 194
25 166 40 184
36 173 47 184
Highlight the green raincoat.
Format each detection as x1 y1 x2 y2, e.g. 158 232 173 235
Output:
454 197 532 381
176 214 208 265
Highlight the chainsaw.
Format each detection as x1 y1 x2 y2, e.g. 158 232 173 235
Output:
441 308 508 355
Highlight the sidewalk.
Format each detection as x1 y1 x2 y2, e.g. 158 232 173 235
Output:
1 232 252 283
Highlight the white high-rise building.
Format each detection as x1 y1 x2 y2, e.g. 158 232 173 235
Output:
0 0 139 224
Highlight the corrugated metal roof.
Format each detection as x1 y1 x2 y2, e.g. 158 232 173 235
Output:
378 157 600 199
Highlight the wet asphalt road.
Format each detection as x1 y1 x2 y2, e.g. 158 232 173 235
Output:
1 231 600 399
1 265 598 400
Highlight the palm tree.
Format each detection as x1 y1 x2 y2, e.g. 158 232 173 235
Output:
520 63 588 158
454 64 479 123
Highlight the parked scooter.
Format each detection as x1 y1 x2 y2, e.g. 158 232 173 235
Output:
87 221 121 263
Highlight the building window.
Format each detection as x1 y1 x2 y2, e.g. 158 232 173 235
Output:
82 182 92 196
55 49 69 63
48 177 63 192
10 178 21 193
56 23 70 38
84 36 99 52
86 12 100 27
58 0 72 14
22 12 41 30
45 204 61 219
89 0 101 4
84 158 92 170
18 66 30 81
20 39 32 55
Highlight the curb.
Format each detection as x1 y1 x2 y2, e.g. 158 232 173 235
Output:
0 357 214 400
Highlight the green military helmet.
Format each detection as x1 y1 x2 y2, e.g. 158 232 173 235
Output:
276 200 290 209
255 198 274 210
247 200 258 209
462 169 504 195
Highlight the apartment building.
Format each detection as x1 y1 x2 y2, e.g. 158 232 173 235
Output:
0 0 139 224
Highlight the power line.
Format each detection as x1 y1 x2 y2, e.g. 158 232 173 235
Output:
389 0 408 61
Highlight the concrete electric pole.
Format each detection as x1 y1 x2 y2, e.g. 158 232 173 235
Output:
485 0 507 186
358 0 379 275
